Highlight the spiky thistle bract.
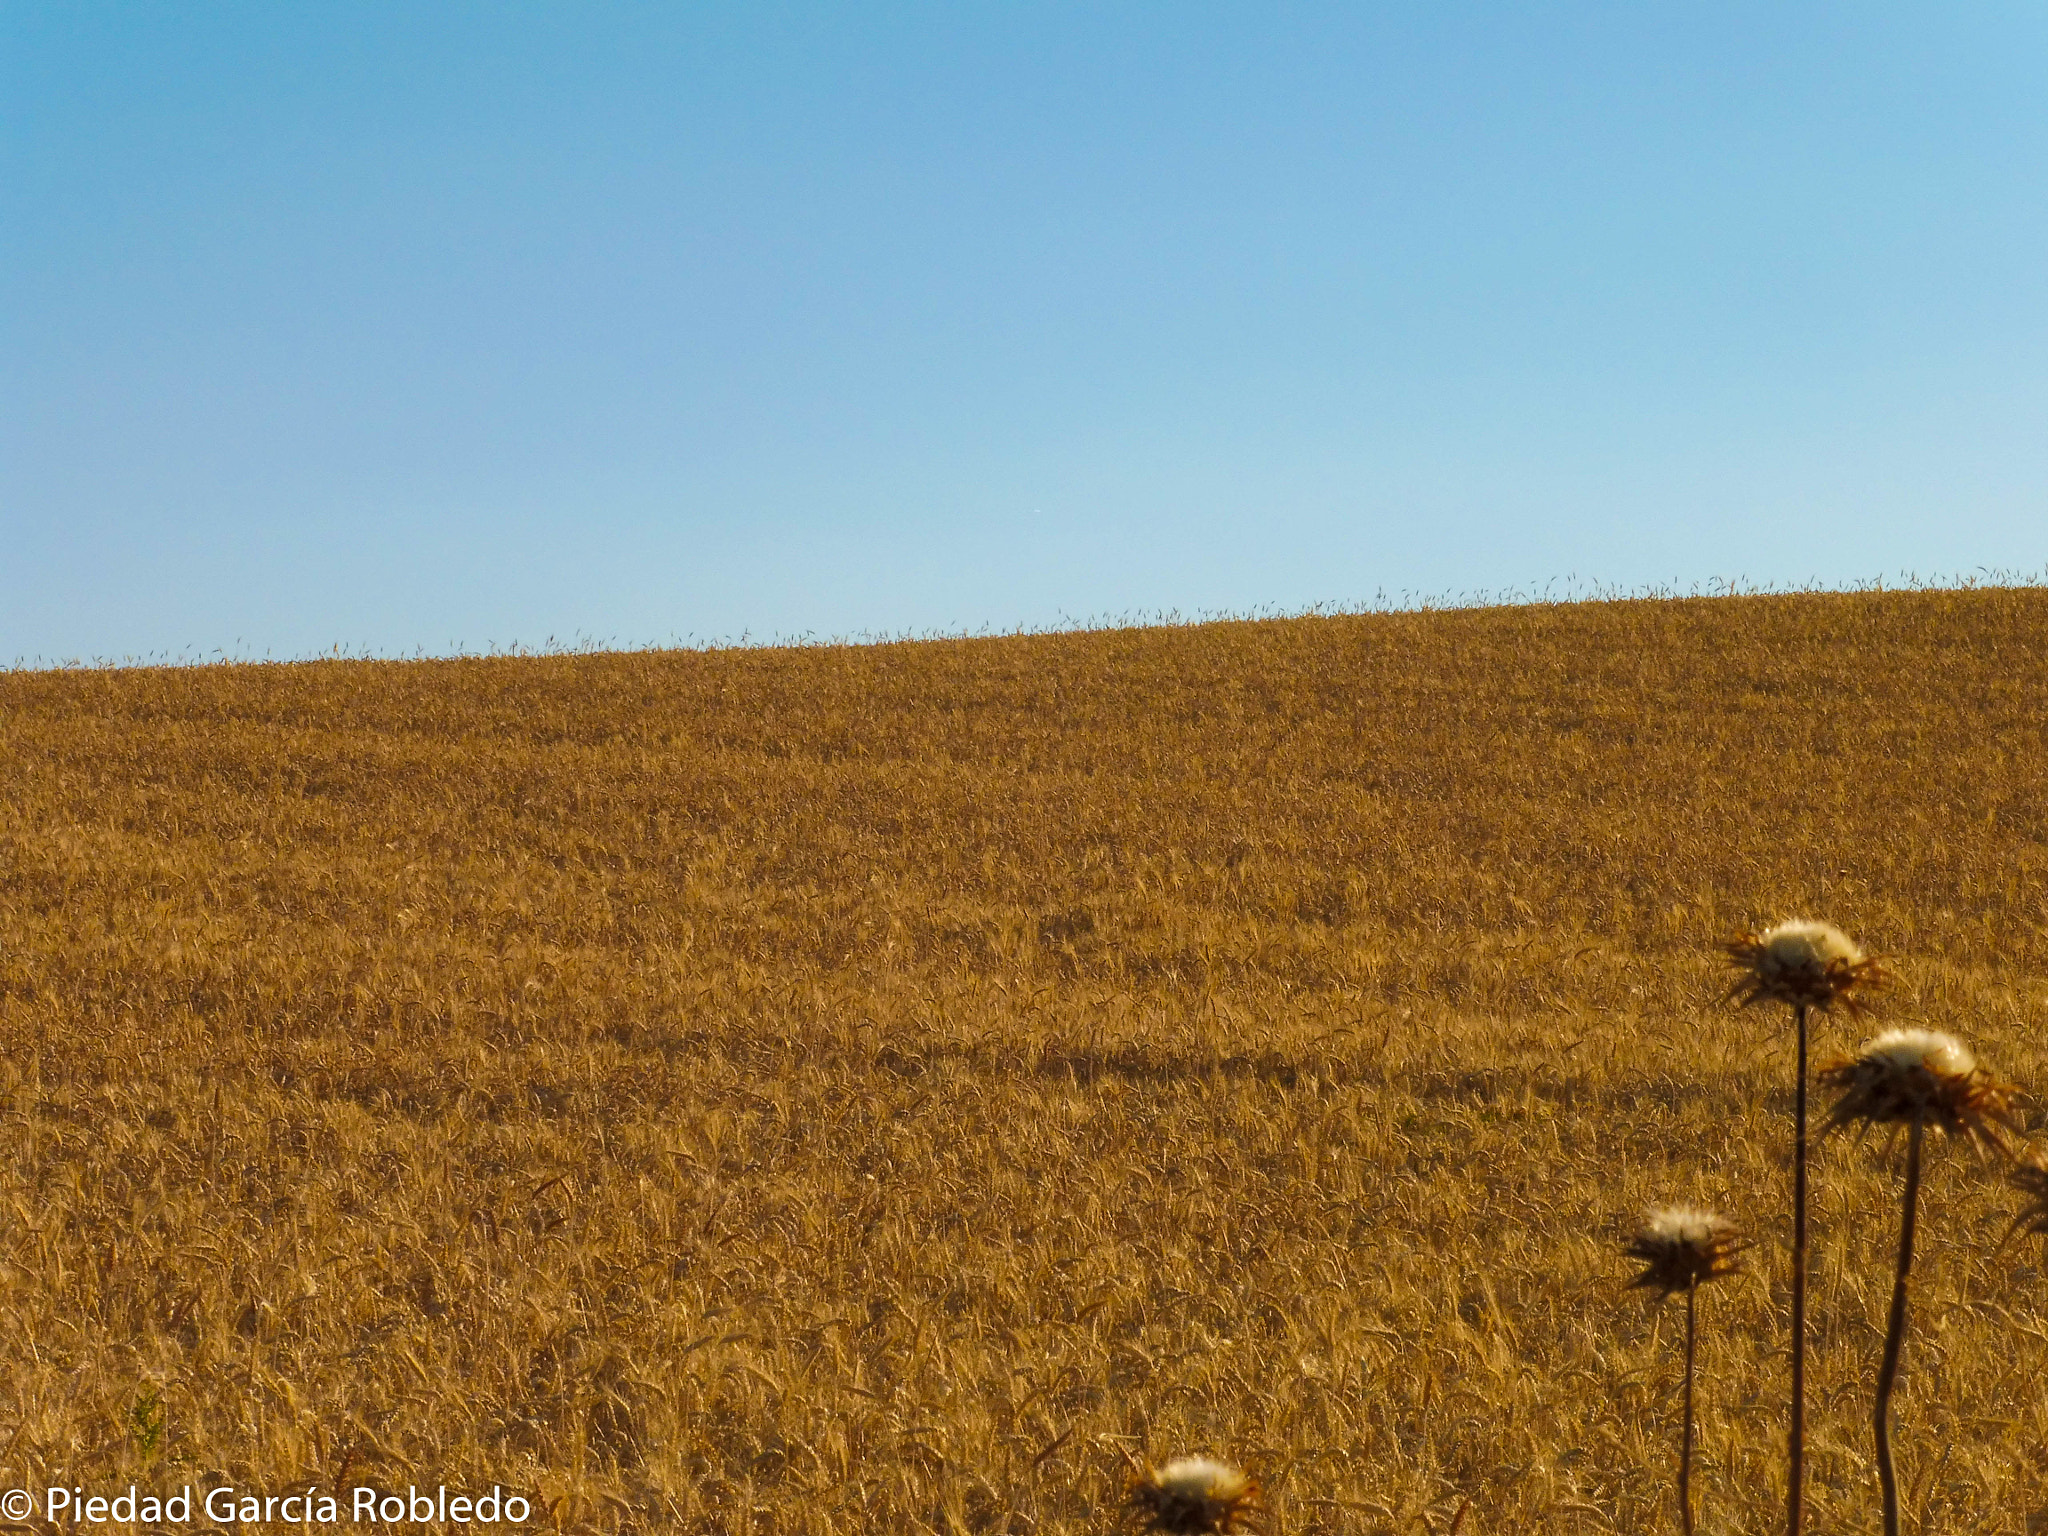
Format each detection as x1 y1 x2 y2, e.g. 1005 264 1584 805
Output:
2006 1151 2048 1244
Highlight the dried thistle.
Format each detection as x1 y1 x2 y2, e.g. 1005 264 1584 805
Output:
1128 1457 1262 1535
1819 1026 2020 1536
1723 919 1882 1012
1720 917 1874 1536
1625 1206 1750 1298
1818 1027 2020 1153
1623 1206 1746 1536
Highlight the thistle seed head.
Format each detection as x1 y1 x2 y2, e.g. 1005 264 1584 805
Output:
1624 1206 1749 1298
1818 1027 2020 1152
1128 1457 1262 1534
1723 919 1880 1012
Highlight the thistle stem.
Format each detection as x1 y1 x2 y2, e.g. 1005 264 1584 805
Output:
1875 1119 1924 1536
1788 1001 1809 1536
1681 1278 1698 1536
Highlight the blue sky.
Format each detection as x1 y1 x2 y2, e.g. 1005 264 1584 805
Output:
6 4 2047 662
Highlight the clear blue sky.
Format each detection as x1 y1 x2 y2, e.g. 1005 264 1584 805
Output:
6 4 2047 662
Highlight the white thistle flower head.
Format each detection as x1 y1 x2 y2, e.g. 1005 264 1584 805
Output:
1644 1205 1727 1246
1863 1027 1974 1078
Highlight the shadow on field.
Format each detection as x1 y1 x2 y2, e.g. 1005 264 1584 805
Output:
859 1035 1757 1120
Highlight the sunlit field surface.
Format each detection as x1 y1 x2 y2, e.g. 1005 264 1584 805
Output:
5 589 2048 1534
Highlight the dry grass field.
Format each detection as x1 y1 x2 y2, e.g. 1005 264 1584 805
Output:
5 588 2048 1534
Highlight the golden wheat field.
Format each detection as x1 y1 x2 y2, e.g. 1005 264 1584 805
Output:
5 588 2048 1534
